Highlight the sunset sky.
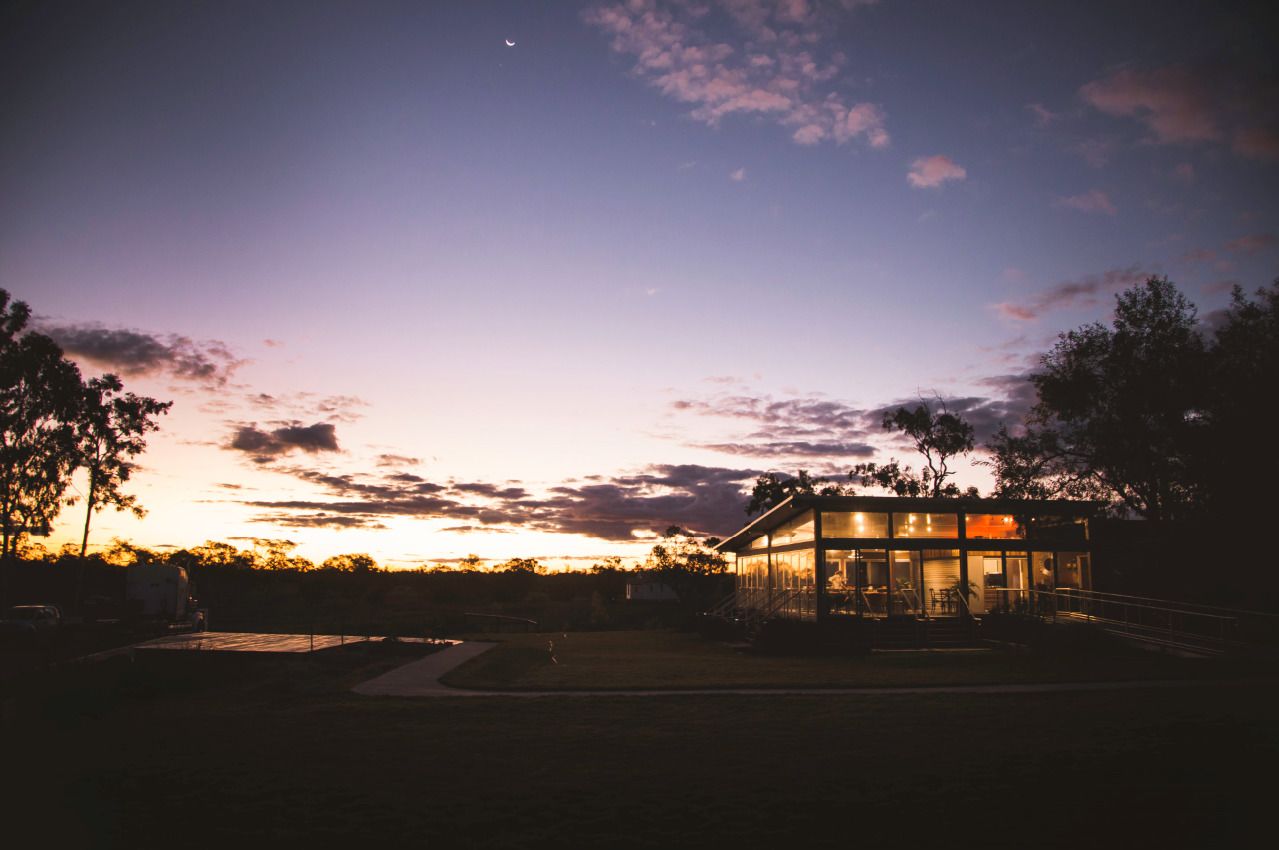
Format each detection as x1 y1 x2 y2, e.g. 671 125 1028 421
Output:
3 0 1276 567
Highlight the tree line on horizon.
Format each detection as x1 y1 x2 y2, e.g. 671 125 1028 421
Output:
5 277 1277 604
748 276 1279 532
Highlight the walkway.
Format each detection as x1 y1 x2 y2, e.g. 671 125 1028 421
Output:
351 641 1245 698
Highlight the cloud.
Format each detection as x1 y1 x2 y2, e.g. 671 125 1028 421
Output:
1080 64 1279 159
906 155 966 189
1201 279 1240 296
248 391 369 424
1178 247 1216 264
583 0 889 150
40 324 241 385
697 440 876 458
1071 137 1116 169
1232 127 1279 161
375 453 422 468
1026 102 1059 127
1225 232 1275 255
992 265 1147 321
1171 162 1195 183
673 381 1037 459
239 461 762 540
1081 66 1219 144
227 422 341 461
1054 189 1116 216
730 166 747 181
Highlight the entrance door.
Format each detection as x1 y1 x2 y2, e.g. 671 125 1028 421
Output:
889 551 922 616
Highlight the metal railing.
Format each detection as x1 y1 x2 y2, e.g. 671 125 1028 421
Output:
989 587 1255 652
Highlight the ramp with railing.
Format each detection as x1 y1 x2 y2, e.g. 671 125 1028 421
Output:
990 588 1278 655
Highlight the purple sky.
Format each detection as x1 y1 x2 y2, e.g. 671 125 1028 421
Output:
3 1 1276 567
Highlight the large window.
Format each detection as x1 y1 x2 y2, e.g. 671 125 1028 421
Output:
821 511 889 538
1056 552 1090 590
965 514 1023 539
773 511 815 545
965 551 1003 614
772 548 816 619
892 512 958 538
736 553 768 591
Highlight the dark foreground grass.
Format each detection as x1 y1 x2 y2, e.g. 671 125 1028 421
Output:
8 639 1277 849
443 629 1257 690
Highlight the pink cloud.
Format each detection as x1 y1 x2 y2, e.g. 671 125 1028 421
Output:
1026 102 1059 127
1178 247 1216 264
584 1 888 149
1080 64 1279 161
1233 127 1279 161
730 167 747 181
906 155 966 189
1080 66 1220 144
1225 233 1275 255
1055 189 1117 216
992 265 1148 321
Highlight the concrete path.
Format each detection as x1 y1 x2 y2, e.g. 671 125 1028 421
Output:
352 641 498 696
352 641 1248 698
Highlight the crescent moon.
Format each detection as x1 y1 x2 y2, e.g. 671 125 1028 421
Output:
505 38 515 47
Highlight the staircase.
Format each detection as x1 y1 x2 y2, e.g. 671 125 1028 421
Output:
872 617 981 650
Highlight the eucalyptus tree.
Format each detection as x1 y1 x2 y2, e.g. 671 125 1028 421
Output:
0 290 84 564
76 374 172 557
850 399 977 498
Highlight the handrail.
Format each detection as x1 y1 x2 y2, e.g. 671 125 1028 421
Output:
1052 587 1279 620
948 586 972 618
707 591 738 617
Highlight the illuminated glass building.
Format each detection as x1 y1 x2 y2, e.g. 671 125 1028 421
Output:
716 496 1096 622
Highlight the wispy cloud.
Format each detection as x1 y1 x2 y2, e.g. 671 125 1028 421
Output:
1054 189 1116 216
906 155 966 189
239 462 761 540
584 0 889 149
1026 102 1060 127
992 265 1147 321
730 166 747 181
1225 232 1275 255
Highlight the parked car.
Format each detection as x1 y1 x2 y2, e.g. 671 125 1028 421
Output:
0 604 62 638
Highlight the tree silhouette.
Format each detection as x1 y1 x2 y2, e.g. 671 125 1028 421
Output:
850 398 976 498
76 374 172 557
988 277 1205 520
0 290 84 567
746 469 848 516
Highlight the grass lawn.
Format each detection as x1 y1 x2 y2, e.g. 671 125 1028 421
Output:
441 628 1258 690
10 634 1277 848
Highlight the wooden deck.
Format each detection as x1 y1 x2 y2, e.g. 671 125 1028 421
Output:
136 631 371 653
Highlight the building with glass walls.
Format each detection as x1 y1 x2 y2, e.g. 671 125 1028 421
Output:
716 495 1097 622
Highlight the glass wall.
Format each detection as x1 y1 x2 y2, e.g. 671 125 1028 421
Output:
772 548 816 619
964 514 1023 539
1056 552 1090 590
892 513 959 538
921 549 962 616
823 549 857 615
889 551 923 615
860 549 889 616
966 551 1003 614
773 511 815 545
821 511 889 538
